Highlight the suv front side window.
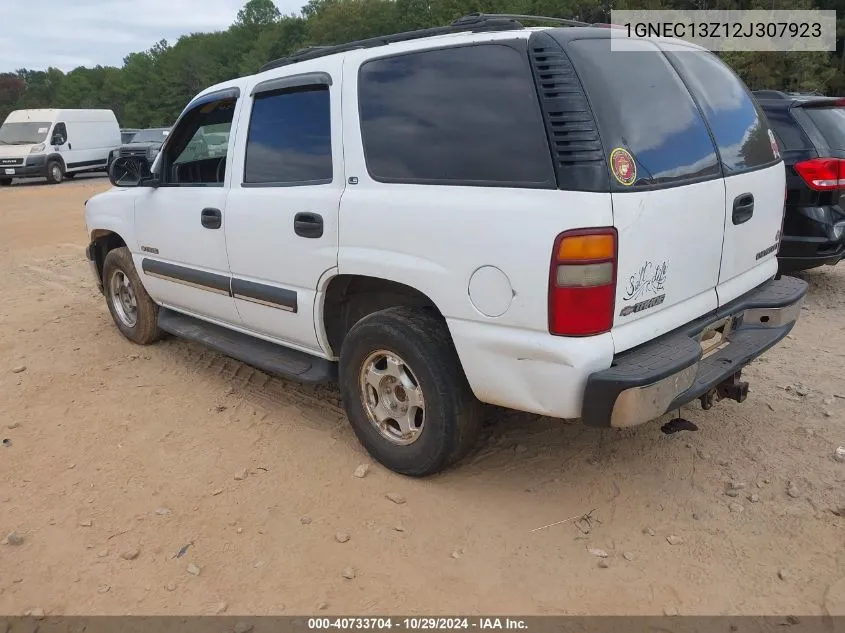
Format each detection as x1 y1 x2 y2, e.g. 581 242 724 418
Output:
161 94 237 186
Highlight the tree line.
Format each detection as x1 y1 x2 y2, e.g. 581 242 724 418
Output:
1 0 843 128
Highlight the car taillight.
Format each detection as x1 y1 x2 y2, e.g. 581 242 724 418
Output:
548 228 617 337
794 157 845 191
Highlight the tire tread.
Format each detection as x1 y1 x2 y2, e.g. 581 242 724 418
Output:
102 247 161 345
339 306 480 476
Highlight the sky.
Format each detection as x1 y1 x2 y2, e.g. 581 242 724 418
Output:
0 0 303 72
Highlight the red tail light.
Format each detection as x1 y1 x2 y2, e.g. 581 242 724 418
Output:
794 157 845 191
548 228 617 337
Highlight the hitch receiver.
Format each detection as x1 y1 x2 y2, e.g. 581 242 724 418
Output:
716 371 749 404
699 372 749 410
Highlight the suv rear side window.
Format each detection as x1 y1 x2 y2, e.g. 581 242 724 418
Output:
765 108 812 151
566 39 720 189
803 107 845 150
667 50 779 174
244 85 332 186
358 43 556 188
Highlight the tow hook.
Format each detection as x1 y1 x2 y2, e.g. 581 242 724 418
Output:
700 372 750 410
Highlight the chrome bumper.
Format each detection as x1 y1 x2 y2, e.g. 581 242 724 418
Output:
581 276 808 428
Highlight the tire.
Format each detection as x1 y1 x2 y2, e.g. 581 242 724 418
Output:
339 306 481 477
0 178 11 187
102 247 161 345
45 159 63 184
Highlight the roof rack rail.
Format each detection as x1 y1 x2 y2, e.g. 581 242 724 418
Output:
453 13 592 28
259 13 589 72
752 90 790 99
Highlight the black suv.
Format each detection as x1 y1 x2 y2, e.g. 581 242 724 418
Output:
117 127 170 162
754 90 845 273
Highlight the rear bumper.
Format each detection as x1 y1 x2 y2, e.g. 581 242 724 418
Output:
778 207 845 272
778 235 845 272
581 276 807 428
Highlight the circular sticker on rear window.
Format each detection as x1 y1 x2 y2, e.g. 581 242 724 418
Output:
610 147 637 186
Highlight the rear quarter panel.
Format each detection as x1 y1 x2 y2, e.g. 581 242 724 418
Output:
338 45 616 416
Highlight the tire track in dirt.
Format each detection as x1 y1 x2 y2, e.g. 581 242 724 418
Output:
169 341 347 433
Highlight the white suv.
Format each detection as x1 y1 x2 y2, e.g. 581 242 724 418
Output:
84 15 807 476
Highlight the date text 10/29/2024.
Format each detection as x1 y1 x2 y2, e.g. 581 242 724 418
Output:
308 618 528 630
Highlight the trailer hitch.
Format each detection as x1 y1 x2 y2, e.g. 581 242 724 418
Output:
699 372 749 410
717 371 749 403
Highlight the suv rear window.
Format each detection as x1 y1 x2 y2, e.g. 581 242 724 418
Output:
358 43 556 188
667 50 779 174
803 107 845 150
566 39 720 189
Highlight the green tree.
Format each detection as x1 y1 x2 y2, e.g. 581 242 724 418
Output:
236 0 282 27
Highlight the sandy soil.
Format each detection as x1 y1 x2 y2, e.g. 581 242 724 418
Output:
0 177 843 617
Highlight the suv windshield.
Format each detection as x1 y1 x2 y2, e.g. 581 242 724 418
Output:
803 107 845 149
0 122 51 145
130 128 169 144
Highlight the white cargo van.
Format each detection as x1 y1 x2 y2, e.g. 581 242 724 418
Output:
0 109 121 185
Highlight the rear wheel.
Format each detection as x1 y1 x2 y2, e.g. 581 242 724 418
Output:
102 247 161 345
45 160 63 184
0 178 11 187
339 307 481 476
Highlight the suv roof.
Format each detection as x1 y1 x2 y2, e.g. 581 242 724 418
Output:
190 16 709 111
259 14 592 71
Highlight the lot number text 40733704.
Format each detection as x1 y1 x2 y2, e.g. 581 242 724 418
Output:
307 618 529 630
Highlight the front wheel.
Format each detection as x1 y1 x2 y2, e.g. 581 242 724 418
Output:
339 307 481 476
102 247 161 345
45 159 63 184
0 178 11 187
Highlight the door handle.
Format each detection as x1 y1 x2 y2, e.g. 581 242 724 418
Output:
294 212 323 238
732 193 754 225
201 207 222 230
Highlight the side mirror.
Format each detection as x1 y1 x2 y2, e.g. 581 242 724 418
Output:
109 156 156 188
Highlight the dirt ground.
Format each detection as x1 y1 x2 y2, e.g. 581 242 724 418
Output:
0 176 844 617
